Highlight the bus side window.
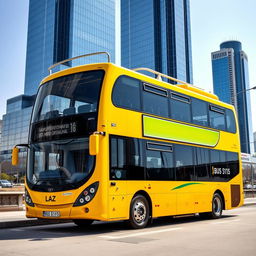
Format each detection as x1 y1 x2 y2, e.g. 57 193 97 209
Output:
170 93 191 123
110 137 144 180
112 76 141 111
191 98 208 127
209 105 226 130
195 147 210 181
146 142 174 180
142 83 169 118
175 144 195 181
210 150 226 180
226 109 236 133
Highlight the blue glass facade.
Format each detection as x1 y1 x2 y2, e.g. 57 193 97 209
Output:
212 41 253 153
212 53 232 104
70 0 116 66
1 0 117 174
121 0 193 83
25 0 116 96
24 0 56 96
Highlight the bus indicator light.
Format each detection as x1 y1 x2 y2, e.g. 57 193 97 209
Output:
73 182 99 207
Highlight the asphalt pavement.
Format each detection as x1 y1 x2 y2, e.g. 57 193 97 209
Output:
0 197 255 229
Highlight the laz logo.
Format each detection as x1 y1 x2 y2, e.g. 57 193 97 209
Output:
45 195 56 202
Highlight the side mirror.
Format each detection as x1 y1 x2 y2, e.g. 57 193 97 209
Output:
12 147 19 166
89 133 99 155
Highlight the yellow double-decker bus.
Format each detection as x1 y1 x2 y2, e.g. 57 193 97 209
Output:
13 52 243 229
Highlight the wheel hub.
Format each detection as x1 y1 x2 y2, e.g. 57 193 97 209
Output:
213 196 222 216
133 201 146 223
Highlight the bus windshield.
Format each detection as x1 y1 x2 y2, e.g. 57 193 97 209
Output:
27 70 104 191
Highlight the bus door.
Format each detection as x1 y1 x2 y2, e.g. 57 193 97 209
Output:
108 178 128 219
108 137 129 219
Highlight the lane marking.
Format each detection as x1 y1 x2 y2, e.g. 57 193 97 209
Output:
99 227 182 239
211 219 240 225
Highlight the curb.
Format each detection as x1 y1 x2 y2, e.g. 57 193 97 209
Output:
0 219 71 229
242 203 256 207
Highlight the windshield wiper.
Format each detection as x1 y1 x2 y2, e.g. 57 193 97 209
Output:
53 139 74 145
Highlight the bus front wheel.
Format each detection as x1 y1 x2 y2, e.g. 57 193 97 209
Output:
129 195 149 229
73 219 94 227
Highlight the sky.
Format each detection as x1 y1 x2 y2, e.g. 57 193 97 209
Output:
0 0 255 130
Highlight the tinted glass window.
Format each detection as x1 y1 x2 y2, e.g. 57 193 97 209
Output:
226 109 236 133
210 150 226 180
209 105 226 130
170 93 191 123
112 76 141 111
192 99 208 126
110 137 144 180
32 70 104 122
226 152 239 177
143 84 169 117
175 145 194 181
146 144 174 180
195 148 210 180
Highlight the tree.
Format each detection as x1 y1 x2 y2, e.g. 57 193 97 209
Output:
0 173 11 181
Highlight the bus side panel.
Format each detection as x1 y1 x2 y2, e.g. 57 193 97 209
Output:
108 180 129 220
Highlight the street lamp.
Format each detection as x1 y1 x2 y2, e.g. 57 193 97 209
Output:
236 86 256 95
235 85 256 154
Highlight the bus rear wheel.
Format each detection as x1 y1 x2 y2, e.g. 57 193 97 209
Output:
129 195 149 229
73 219 94 227
200 193 223 219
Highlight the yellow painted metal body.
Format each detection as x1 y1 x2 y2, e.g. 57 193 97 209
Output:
26 63 243 221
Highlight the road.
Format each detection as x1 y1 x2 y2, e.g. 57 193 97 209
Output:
0 205 255 256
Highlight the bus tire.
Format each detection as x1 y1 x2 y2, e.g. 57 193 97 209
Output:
129 195 149 229
73 219 94 227
200 193 223 219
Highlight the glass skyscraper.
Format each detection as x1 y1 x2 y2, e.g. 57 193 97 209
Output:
25 0 116 96
212 40 253 153
121 0 193 83
0 0 117 175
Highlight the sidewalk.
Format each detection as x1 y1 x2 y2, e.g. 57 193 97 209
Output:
0 210 70 229
0 198 255 229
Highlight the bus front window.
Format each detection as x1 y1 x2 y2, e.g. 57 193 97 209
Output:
27 138 94 191
27 70 104 191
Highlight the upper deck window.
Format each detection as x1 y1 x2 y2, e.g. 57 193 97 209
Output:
209 105 226 130
32 70 104 123
112 76 141 111
142 83 169 117
226 109 236 133
170 93 191 123
192 98 208 127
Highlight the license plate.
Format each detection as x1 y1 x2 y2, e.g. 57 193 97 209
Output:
43 211 61 217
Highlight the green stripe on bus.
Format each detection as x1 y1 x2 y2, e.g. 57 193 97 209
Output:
143 115 219 147
172 183 203 190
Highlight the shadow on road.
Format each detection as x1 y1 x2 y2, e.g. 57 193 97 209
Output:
0 213 238 241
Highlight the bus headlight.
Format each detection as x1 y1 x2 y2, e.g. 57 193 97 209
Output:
25 188 34 207
73 182 99 207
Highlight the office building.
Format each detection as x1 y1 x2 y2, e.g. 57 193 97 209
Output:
121 0 193 83
211 40 253 153
0 0 117 173
25 0 116 96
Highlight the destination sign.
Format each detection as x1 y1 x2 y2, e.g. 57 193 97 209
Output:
31 113 97 142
